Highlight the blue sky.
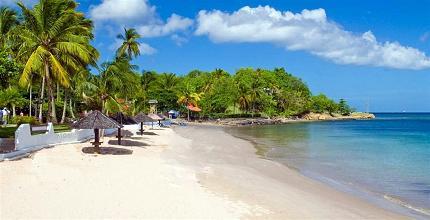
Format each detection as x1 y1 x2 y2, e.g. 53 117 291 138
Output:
4 0 430 112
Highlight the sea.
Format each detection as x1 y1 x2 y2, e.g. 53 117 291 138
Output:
227 113 430 218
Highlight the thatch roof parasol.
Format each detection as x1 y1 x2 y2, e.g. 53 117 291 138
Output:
110 112 137 145
148 113 163 121
73 110 121 129
134 112 154 135
72 110 120 153
134 112 154 123
111 112 137 125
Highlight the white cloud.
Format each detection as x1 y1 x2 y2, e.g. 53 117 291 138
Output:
195 6 430 70
171 34 188 46
90 0 156 24
90 0 192 39
137 14 193 38
139 43 157 55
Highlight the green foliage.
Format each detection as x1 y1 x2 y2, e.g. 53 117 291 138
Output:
0 87 26 109
311 94 338 114
0 50 20 89
202 113 262 119
11 116 39 126
0 7 18 49
116 28 141 59
338 99 352 116
134 67 348 118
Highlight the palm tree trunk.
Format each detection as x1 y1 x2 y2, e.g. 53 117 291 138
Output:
12 104 16 117
38 76 45 123
56 83 60 101
187 109 190 121
69 99 75 119
60 90 67 123
48 84 57 123
45 63 57 124
29 85 32 116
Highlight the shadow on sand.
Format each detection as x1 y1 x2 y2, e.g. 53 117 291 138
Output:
82 147 133 155
115 130 134 137
135 131 158 136
108 140 149 147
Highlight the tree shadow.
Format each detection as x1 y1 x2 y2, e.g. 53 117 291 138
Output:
135 131 158 136
82 147 133 155
108 140 149 147
129 136 148 140
116 130 134 137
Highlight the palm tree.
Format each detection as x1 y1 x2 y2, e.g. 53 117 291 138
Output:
178 84 203 121
237 84 251 113
0 7 18 49
157 73 178 91
0 87 26 117
116 28 141 59
15 0 99 123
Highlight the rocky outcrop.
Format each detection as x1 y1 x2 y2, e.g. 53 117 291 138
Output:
349 112 376 119
182 112 375 127
301 112 375 121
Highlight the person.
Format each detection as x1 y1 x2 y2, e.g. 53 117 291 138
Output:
0 108 3 125
2 108 9 125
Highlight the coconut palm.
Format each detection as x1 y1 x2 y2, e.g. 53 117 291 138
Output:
237 84 251 113
157 73 178 91
0 87 26 117
15 0 98 123
178 84 203 121
116 28 141 59
0 7 19 49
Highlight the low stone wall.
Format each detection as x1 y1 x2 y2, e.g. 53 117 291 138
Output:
14 123 116 151
0 123 144 161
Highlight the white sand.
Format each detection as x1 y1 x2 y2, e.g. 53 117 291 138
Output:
0 126 408 219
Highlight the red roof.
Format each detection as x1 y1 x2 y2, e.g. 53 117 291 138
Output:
187 104 201 112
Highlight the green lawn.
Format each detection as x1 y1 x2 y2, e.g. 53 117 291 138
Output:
0 124 72 138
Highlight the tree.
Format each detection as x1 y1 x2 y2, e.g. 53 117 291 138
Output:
141 71 158 90
311 94 338 114
16 0 98 123
0 50 20 89
177 83 203 121
0 87 26 117
0 7 19 49
338 99 352 116
116 28 141 59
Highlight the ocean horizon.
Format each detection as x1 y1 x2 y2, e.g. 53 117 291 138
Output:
227 113 430 218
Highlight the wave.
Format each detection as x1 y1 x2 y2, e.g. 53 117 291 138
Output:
383 195 430 217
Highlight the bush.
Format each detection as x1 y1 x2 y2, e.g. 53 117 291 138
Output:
11 116 40 126
202 113 262 119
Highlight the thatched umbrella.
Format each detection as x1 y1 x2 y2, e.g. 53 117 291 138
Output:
110 112 137 145
73 110 120 153
134 113 154 135
148 113 163 128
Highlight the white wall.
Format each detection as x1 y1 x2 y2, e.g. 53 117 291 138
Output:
14 123 116 151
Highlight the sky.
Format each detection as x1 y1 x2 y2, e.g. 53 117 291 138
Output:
2 0 430 112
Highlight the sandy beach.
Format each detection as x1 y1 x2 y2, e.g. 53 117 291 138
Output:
0 125 407 219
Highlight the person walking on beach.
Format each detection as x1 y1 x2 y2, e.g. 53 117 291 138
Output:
2 108 9 125
0 108 3 125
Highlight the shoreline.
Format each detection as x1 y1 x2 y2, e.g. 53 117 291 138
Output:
183 112 376 127
173 125 408 219
225 126 429 219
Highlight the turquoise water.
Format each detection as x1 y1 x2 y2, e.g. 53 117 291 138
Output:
228 113 430 218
